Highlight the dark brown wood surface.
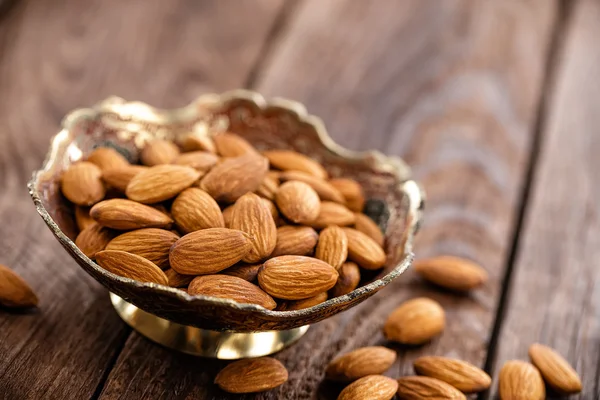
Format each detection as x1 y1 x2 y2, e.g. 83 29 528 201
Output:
0 0 597 399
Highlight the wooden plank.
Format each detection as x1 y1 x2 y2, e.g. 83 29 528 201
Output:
0 1 285 399
97 1 558 399
489 0 600 397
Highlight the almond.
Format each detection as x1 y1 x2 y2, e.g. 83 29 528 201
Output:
271 226 319 257
106 228 179 269
86 147 130 171
164 268 194 288
354 213 384 247
528 343 582 394
258 255 338 300
255 175 279 200
95 250 168 285
230 193 277 263
277 292 327 311
214 357 288 394
414 256 488 292
75 223 116 259
279 171 344 203
326 346 397 381
140 139 180 166
201 154 269 203
222 263 261 282
338 375 398 400
75 206 95 231
315 225 348 270
329 178 365 212
263 150 327 179
260 197 279 220
308 201 356 229
499 360 545 400
329 261 361 297
383 297 445 345
173 151 219 172
169 228 252 275
0 264 38 308
126 164 200 204
275 181 321 224
343 227 386 270
90 199 173 230
60 161 106 206
413 356 491 393
171 188 224 233
222 205 235 228
396 376 466 400
213 132 257 157
188 275 276 310
178 133 216 153
102 165 148 192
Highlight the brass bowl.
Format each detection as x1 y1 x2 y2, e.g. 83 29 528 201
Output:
29 90 423 354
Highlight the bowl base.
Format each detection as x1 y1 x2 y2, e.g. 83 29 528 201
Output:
109 293 309 359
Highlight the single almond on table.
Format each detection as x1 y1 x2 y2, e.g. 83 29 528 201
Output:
90 199 173 230
0 264 38 308
258 255 339 300
528 343 582 394
326 346 397 382
102 165 148 192
178 133 216 153
277 292 327 311
309 201 356 229
95 250 169 285
126 164 200 204
86 147 130 171
188 275 276 310
263 149 328 179
106 228 179 269
61 161 106 206
230 193 277 263
343 227 386 270
164 268 194 288
383 297 445 345
337 375 398 400
354 213 384 247
413 356 491 393
329 261 361 297
329 178 365 212
315 225 348 270
171 188 224 233
271 225 319 257
213 132 257 157
275 181 321 224
255 175 279 200
172 151 219 172
222 263 261 282
75 206 95 231
279 171 345 203
499 360 545 400
396 376 466 400
169 228 252 275
140 139 180 166
201 153 269 203
75 223 116 259
214 357 288 394
414 256 488 292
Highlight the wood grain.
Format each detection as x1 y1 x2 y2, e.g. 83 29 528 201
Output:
0 0 285 399
489 1 600 398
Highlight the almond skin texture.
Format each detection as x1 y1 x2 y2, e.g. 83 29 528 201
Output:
354 213 384 247
279 171 345 203
90 199 173 230
106 228 179 269
343 227 386 270
315 225 348 270
271 226 319 257
61 161 106 206
396 376 466 400
309 201 356 229
413 356 491 393
275 181 321 224
383 297 445 345
338 375 398 400
86 147 130 171
75 206 96 231
171 188 224 233
188 275 276 310
173 151 219 172
326 346 397 382
329 262 361 297
277 292 327 311
230 193 277 263
263 150 328 179
255 175 279 200
95 250 168 285
102 165 148 192
528 343 582 394
75 223 116 259
499 360 545 400
0 264 38 308
215 357 288 394
222 263 261 282
126 164 200 204
164 268 194 288
213 132 257 157
178 134 216 153
258 256 339 300
201 154 269 203
414 256 488 292
169 228 252 275
140 139 180 166
329 178 365 212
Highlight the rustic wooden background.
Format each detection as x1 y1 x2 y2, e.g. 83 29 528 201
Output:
0 0 598 399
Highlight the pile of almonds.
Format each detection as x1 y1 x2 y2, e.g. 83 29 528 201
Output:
62 132 388 310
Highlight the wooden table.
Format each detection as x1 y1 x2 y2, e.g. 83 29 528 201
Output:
1 0 598 398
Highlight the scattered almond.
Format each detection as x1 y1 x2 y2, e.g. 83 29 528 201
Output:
343 227 386 270
396 376 466 400
529 343 582 394
61 161 106 206
75 223 116 259
173 151 219 172
309 201 355 229
140 139 180 166
106 228 179 269
255 175 279 200
277 292 327 311
230 193 277 263
259 197 279 220
338 375 398 400
214 357 288 394
414 256 488 292
275 181 321 224
326 346 397 382
75 206 95 231
222 263 261 282
263 150 327 179
0 264 38 308
499 360 545 400
383 297 445 345
413 356 491 393
201 154 269 202
102 165 148 192
95 250 168 285
178 133 216 153
126 164 200 204
354 213 384 247
188 275 276 310
315 225 348 270
271 226 319 257
213 132 257 157
86 147 130 171
329 178 365 212
164 268 194 288
279 171 344 203
329 262 361 297
171 188 224 233
90 199 173 230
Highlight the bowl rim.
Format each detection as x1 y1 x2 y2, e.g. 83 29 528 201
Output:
28 89 425 320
